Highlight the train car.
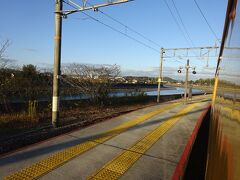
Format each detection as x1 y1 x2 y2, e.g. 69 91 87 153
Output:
207 0 240 179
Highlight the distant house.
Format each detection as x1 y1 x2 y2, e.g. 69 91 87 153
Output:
114 76 125 82
132 79 138 84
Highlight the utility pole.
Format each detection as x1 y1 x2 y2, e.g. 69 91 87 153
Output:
51 0 133 128
184 59 189 104
157 48 164 103
52 0 63 128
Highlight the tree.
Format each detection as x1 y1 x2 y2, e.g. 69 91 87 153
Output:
63 63 121 104
22 64 37 77
16 64 43 101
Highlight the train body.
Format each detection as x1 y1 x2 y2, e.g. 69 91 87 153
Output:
207 0 240 179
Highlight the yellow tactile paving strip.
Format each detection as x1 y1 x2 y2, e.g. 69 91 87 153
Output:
3 102 180 180
88 102 199 180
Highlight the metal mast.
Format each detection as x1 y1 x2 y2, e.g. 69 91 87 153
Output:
52 0 133 127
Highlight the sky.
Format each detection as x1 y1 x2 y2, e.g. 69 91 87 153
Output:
0 0 228 79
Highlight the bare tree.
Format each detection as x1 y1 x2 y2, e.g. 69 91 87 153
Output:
0 39 13 111
0 39 13 68
62 63 121 103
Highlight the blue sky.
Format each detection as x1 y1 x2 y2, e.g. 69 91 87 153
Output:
0 0 227 78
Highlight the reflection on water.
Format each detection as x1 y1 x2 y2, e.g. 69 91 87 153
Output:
144 87 202 96
9 87 204 103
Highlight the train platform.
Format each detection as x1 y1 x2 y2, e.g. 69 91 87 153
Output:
0 95 211 180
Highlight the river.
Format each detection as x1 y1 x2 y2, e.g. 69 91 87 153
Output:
62 87 204 101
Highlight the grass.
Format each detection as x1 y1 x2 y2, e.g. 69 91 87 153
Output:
0 113 39 134
0 96 156 137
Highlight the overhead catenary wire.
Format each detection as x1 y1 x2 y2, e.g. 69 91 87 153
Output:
63 0 160 54
162 0 217 68
162 0 192 47
167 0 221 68
162 0 199 67
169 0 211 63
64 0 210 69
173 59 185 65
85 1 162 48
60 76 83 89
193 0 219 41
171 0 195 47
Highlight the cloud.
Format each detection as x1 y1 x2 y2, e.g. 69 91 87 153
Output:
23 48 38 52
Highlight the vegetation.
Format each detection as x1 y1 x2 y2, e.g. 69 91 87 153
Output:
194 78 215 86
122 76 177 84
0 65 52 111
62 63 121 104
168 77 240 89
0 39 238 135
0 45 152 134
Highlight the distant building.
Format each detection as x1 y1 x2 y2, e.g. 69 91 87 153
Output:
132 79 138 84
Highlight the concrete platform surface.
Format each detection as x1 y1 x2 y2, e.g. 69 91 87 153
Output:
0 95 211 180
